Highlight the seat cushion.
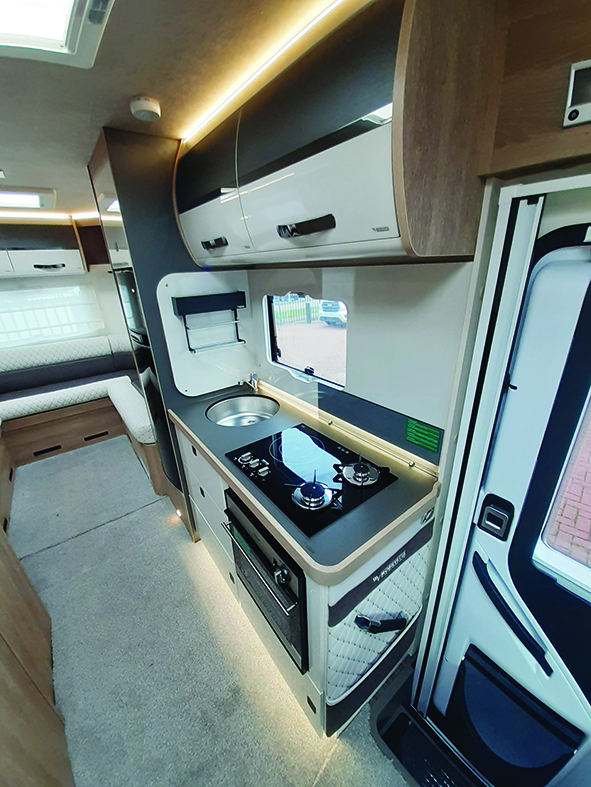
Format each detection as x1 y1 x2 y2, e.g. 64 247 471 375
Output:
107 377 155 445
0 377 128 423
0 337 112 373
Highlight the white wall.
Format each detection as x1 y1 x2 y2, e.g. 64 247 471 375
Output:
539 186 591 237
248 263 474 429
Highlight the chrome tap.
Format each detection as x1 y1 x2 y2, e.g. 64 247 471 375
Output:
240 373 258 393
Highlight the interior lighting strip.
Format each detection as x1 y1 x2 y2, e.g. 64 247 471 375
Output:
0 210 122 221
182 0 352 144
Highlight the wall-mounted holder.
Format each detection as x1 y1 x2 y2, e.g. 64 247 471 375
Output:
172 291 246 354
157 271 255 398
564 60 591 127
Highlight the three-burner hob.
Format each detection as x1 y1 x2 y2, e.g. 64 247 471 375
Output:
227 423 397 537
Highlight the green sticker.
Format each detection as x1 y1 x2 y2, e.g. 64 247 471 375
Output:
405 418 441 453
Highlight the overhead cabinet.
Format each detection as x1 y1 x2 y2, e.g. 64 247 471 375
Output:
0 223 85 277
175 0 496 266
0 250 13 275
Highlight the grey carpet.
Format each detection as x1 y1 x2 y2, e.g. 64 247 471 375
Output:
15 438 410 787
9 435 160 558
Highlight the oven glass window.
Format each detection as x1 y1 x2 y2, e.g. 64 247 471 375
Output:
266 293 347 387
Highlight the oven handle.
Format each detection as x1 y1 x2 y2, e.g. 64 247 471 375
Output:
223 519 297 615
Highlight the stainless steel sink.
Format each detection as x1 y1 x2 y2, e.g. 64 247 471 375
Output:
205 395 279 427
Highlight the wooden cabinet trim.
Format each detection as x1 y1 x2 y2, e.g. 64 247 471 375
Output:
392 0 498 258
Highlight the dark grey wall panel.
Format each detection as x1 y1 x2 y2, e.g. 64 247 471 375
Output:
0 223 78 250
103 128 199 417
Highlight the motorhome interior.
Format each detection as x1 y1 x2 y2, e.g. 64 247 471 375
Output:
2 1 591 785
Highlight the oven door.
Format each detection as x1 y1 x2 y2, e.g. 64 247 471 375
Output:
224 490 308 673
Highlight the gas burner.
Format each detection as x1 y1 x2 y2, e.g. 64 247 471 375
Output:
341 461 381 487
292 481 334 511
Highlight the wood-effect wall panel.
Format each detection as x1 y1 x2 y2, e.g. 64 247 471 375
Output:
486 0 591 175
0 635 74 786
0 529 53 704
392 0 499 258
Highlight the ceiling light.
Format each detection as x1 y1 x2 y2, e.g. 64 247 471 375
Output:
0 192 41 208
182 0 351 144
106 199 120 212
0 187 56 209
0 170 5 179
0 210 70 219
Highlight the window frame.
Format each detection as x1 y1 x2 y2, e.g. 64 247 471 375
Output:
265 294 346 389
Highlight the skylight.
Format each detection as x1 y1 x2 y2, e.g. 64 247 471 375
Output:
0 192 41 208
0 0 76 51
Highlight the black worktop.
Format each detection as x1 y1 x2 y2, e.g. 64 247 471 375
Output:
171 385 436 568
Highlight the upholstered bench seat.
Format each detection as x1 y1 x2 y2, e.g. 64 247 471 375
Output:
107 377 155 445
0 377 126 423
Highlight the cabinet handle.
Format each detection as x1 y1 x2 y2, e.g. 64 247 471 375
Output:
201 236 229 251
355 614 407 634
33 263 66 270
277 214 336 239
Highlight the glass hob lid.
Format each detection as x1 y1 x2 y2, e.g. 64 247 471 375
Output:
227 423 398 538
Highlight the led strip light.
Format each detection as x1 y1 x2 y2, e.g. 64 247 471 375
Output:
182 0 363 144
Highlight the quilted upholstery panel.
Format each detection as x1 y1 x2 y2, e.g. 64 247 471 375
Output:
327 539 432 703
0 378 119 422
108 333 132 354
0 337 111 373
107 378 155 444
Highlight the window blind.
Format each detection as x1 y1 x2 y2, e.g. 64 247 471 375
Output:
0 285 104 348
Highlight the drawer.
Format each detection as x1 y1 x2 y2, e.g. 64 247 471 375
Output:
8 249 85 276
176 430 226 511
188 474 232 557
190 496 239 601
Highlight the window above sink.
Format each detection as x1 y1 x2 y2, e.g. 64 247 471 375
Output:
266 293 347 388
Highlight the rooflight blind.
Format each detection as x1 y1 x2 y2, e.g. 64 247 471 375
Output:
0 0 76 51
0 285 104 348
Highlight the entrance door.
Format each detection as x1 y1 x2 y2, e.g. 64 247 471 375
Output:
424 198 591 786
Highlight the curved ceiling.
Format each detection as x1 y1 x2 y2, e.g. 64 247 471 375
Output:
0 0 342 214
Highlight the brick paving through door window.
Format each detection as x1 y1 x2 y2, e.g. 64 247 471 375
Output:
544 398 591 567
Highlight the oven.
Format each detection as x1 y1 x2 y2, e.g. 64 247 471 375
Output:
224 488 308 673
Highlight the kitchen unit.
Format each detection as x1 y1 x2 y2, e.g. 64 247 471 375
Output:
170 382 439 735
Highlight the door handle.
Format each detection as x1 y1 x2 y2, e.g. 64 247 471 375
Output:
477 494 514 540
355 614 408 634
201 236 229 251
277 213 336 239
33 263 66 270
472 552 552 676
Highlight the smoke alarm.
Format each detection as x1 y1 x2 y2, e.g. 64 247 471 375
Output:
130 97 161 122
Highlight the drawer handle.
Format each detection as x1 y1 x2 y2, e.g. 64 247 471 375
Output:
201 236 229 251
33 263 66 270
277 213 336 239
355 614 407 634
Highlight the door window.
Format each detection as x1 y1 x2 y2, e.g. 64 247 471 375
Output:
541 391 591 568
